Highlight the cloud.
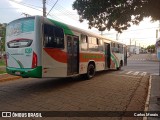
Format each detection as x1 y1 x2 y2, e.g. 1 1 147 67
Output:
8 0 42 16
0 0 21 23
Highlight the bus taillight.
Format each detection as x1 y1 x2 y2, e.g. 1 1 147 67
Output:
32 52 37 68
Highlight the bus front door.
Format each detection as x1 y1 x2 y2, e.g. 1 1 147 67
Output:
104 43 111 69
67 36 79 75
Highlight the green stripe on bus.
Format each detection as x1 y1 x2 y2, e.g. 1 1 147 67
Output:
48 18 74 35
8 53 24 68
111 54 119 68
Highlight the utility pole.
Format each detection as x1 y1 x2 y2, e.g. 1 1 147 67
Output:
43 0 46 17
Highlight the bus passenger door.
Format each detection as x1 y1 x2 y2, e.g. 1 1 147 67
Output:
104 43 111 69
67 36 79 75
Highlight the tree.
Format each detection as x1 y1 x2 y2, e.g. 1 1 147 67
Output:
0 23 7 54
72 0 160 33
146 45 155 53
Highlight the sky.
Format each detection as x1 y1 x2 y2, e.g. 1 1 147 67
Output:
0 0 159 48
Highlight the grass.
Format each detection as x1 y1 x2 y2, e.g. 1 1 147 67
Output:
0 59 5 66
0 59 6 74
0 70 6 74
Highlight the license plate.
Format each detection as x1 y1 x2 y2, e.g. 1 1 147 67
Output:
15 72 20 75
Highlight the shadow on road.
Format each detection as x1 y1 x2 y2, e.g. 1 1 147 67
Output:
0 70 120 101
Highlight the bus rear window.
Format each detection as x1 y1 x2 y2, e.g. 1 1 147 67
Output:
7 39 33 48
6 17 34 36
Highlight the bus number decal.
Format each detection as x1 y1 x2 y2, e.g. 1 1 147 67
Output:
25 48 32 54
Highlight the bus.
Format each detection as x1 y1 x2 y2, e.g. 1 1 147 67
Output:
5 16 127 79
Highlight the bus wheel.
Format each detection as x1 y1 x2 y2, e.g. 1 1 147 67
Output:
22 76 28 78
117 65 121 70
86 64 95 79
117 61 123 70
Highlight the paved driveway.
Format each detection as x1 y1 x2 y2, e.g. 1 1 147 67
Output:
0 70 149 120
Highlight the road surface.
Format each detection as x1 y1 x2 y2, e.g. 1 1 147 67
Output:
0 71 149 120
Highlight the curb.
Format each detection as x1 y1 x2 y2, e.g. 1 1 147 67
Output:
0 74 21 82
143 75 152 120
0 73 7 75
146 60 159 62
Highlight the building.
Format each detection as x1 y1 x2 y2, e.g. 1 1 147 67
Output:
127 45 141 54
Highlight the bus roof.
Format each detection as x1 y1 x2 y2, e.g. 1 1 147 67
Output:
8 15 126 46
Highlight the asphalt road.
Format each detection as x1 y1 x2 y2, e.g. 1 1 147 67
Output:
124 59 159 75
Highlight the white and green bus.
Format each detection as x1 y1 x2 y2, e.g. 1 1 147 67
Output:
5 16 127 79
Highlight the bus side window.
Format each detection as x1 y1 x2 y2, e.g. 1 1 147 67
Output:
111 42 115 52
81 34 88 51
98 39 103 51
88 37 98 51
117 44 120 53
119 44 123 53
43 24 64 48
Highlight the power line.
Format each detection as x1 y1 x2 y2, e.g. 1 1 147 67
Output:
0 8 20 9
8 0 64 21
46 1 78 20
104 27 159 35
118 37 157 41
9 0 43 12
47 0 59 16
9 0 42 8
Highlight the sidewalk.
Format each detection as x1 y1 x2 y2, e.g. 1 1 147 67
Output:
144 54 160 119
0 65 20 82
148 75 160 120
0 73 21 82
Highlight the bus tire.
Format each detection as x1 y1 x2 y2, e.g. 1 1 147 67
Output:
22 76 28 78
117 60 123 70
85 63 95 80
117 65 121 70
